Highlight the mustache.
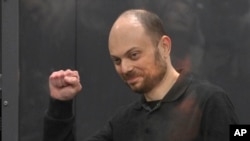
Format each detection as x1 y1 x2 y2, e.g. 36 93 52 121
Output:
121 70 142 81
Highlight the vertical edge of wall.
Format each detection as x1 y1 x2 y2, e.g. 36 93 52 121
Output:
2 0 19 141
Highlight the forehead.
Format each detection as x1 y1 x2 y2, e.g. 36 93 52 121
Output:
108 16 154 56
109 16 143 41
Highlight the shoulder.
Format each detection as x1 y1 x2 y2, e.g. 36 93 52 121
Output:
185 74 238 115
188 76 227 98
177 70 226 99
186 76 235 110
179 74 235 110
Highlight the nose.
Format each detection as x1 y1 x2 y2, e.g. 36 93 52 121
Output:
119 59 133 74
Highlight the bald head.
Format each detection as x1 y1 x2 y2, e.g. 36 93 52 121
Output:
109 9 167 46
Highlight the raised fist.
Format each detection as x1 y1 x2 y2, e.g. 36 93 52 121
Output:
49 69 82 101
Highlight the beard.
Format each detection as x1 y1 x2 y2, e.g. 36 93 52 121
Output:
122 49 167 94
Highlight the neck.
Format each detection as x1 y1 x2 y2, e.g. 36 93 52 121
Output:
144 67 180 102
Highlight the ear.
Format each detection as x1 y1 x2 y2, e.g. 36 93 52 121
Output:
158 35 171 56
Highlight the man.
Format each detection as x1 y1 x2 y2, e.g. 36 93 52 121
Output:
44 9 238 141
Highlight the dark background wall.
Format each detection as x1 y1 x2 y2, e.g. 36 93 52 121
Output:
1 0 250 141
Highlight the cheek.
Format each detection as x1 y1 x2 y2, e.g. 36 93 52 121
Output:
136 58 157 73
140 64 157 76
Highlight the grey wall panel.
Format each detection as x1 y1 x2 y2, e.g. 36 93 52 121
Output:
2 0 19 141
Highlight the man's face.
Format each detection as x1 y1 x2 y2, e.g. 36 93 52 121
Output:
109 17 167 94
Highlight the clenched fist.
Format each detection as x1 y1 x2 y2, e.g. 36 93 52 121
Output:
49 69 82 101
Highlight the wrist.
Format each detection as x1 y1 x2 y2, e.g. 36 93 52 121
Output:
47 97 73 119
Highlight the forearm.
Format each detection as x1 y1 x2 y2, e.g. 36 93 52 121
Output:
43 98 75 141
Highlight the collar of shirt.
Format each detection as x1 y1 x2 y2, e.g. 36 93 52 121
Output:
134 69 193 111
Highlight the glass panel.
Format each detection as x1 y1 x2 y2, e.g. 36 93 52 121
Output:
19 0 76 140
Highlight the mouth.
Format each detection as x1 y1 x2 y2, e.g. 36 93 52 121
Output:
125 76 140 84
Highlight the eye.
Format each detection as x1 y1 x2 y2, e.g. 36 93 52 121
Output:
130 52 140 60
112 57 121 65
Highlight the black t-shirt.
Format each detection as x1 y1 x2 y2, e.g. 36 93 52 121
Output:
44 71 239 141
